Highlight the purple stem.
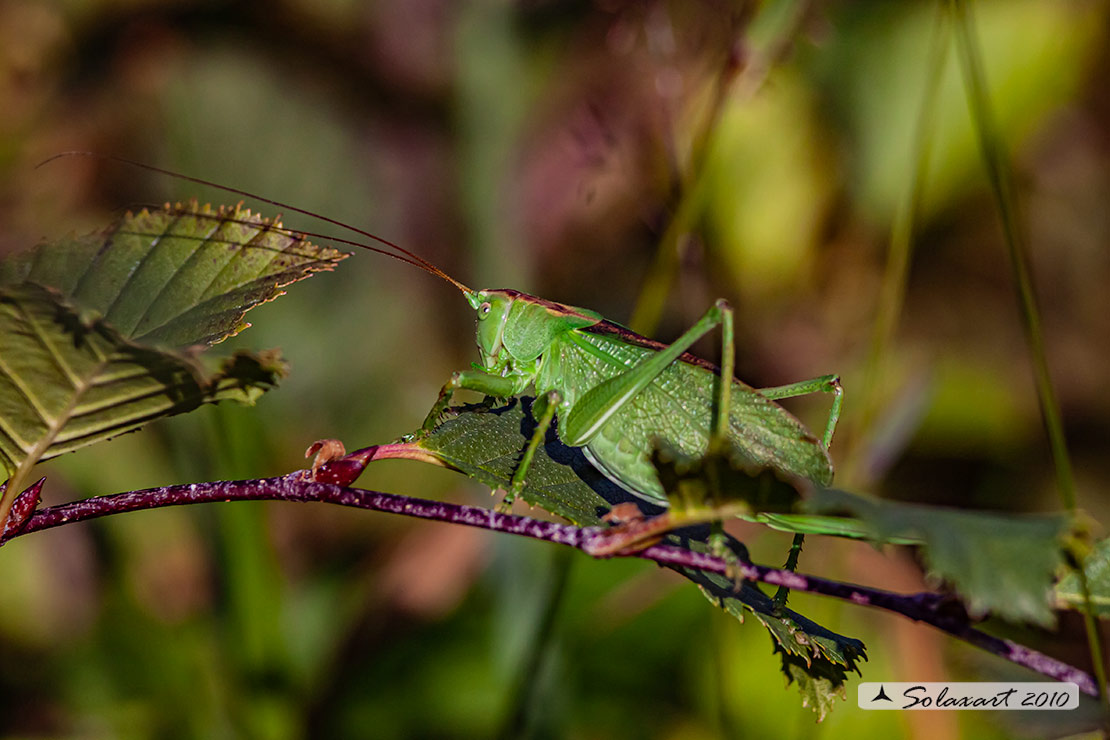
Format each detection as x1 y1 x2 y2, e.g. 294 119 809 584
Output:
1 474 1096 696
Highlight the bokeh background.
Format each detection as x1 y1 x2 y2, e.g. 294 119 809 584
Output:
1 0 1109 737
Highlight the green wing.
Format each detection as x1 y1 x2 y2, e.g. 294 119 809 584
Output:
536 327 832 503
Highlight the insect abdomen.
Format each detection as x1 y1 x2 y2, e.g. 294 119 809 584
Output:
537 329 832 503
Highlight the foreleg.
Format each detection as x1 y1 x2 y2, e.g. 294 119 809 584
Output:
419 370 521 434
501 390 561 512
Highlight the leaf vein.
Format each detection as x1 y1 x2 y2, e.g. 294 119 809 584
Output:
16 299 113 473
127 207 245 339
69 219 126 309
65 381 190 425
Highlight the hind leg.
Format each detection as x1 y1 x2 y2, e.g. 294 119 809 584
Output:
757 375 843 610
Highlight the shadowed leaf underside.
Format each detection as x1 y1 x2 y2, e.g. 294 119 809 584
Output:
0 283 284 475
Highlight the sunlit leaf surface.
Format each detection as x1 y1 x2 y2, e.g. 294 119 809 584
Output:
0 201 347 348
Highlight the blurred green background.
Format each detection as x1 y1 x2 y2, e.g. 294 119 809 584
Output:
1 0 1108 737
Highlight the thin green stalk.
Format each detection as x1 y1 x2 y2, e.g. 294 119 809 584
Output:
948 0 1106 711
627 59 728 334
629 0 812 335
853 4 949 480
949 0 1077 512
496 546 574 740
629 190 703 335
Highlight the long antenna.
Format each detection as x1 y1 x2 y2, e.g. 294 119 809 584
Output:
37 151 473 295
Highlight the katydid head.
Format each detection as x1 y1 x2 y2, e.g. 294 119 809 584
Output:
470 289 515 370
469 289 603 371
468 288 519 370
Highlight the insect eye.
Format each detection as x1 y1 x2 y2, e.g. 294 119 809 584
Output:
478 302 492 318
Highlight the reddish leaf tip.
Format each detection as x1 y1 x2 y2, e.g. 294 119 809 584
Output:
2 477 46 539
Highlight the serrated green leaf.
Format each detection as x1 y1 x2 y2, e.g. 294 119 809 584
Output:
0 283 285 477
0 201 347 348
692 565 865 720
777 648 849 721
1056 538 1110 617
807 487 1070 626
409 399 866 714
